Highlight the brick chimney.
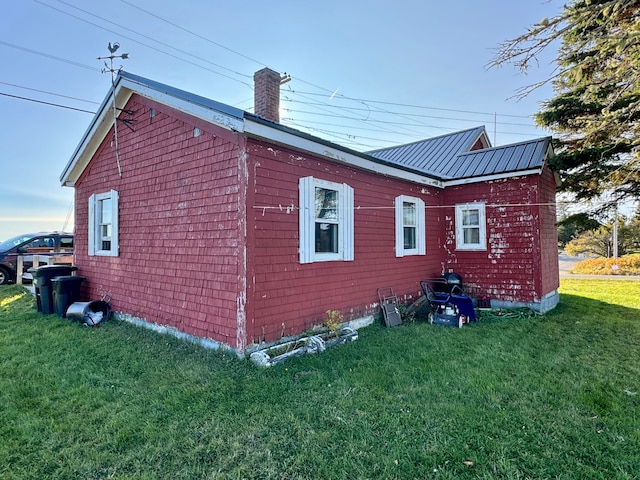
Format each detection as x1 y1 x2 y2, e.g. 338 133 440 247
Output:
253 68 284 123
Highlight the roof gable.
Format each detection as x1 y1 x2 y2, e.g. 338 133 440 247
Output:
366 127 490 176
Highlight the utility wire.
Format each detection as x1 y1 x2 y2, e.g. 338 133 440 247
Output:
0 80 100 104
0 91 95 113
284 98 537 127
286 89 535 119
109 1 539 139
119 0 268 69
34 0 252 88
0 40 100 72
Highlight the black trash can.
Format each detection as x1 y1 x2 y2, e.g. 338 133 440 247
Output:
29 265 76 314
51 276 85 317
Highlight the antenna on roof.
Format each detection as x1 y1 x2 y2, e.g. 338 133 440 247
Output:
97 43 129 178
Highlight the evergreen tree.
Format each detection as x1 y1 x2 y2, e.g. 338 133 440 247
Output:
491 0 640 207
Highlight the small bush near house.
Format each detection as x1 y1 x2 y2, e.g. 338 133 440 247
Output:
571 253 640 275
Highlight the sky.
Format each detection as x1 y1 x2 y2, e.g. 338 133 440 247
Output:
0 0 569 241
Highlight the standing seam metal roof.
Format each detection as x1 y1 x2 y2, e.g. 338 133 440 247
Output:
442 137 551 179
367 128 552 180
366 126 487 177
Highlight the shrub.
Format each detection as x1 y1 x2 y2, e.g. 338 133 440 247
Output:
571 253 640 275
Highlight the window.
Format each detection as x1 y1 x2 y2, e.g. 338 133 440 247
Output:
88 190 119 256
455 202 486 250
18 237 55 253
299 177 354 263
59 236 74 251
395 195 425 257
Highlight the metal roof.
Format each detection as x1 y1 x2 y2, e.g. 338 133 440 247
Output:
441 137 552 179
366 127 488 176
368 127 552 180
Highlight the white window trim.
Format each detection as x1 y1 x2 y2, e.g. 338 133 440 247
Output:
395 195 426 257
455 202 487 250
88 189 119 257
299 176 354 264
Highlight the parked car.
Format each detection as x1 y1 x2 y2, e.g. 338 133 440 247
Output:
0 232 74 285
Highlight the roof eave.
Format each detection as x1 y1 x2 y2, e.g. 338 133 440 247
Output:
243 116 444 188
60 72 245 187
443 168 543 187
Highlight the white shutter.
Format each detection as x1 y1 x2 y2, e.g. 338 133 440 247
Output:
299 177 314 264
110 189 119 256
394 196 404 258
416 197 426 255
343 183 354 261
88 194 96 256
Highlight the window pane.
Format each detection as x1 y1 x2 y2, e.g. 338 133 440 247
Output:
100 198 112 223
463 227 480 244
315 222 338 253
404 226 416 249
315 187 338 221
403 202 416 226
462 209 479 226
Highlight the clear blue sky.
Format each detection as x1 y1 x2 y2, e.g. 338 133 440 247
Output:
0 0 565 241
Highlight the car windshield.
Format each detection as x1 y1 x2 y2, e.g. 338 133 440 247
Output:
0 233 38 252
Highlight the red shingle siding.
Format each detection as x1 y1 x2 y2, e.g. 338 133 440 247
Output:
246 140 443 344
443 173 557 304
74 95 244 348
539 167 560 295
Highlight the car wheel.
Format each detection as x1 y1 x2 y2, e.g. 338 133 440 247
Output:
0 267 10 285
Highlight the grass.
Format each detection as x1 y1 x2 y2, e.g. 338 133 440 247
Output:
1 279 639 479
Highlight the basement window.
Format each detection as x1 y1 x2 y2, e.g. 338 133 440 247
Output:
395 195 425 257
88 190 119 256
299 176 354 263
455 202 486 250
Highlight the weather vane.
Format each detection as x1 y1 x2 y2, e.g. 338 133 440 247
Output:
97 42 129 83
98 42 129 178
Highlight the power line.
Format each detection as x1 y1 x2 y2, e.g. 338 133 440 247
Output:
0 80 100 105
106 1 539 142
0 91 95 113
118 0 268 69
0 40 99 72
284 98 537 128
16 0 546 147
34 0 253 88
285 89 535 119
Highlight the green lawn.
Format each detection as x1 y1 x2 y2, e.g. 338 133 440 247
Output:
1 279 639 479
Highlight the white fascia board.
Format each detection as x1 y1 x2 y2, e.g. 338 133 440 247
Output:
124 78 244 132
60 80 244 187
243 119 444 188
60 86 133 186
443 168 542 187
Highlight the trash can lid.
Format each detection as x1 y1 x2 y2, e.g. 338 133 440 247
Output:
31 265 77 276
51 275 85 282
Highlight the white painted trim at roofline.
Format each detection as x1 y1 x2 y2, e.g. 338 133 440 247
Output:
122 78 245 132
60 87 134 187
443 168 542 187
243 120 444 188
60 79 246 187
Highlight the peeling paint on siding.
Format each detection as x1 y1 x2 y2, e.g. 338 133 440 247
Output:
236 147 248 352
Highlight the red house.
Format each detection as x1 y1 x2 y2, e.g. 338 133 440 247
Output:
60 69 559 354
